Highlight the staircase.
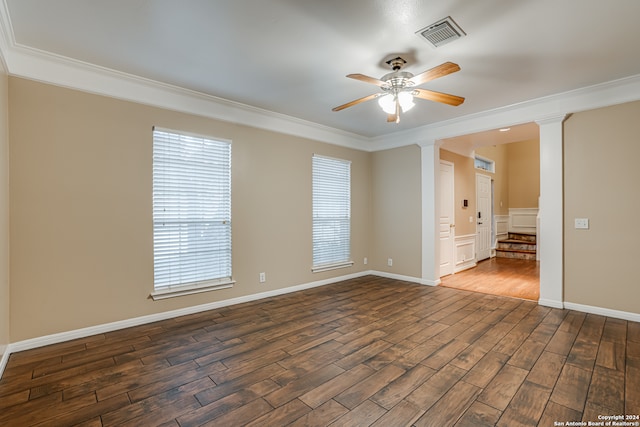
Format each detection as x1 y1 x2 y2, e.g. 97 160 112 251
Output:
496 232 537 260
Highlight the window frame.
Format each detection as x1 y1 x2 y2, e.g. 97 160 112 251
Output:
474 154 495 173
150 127 234 300
311 154 353 273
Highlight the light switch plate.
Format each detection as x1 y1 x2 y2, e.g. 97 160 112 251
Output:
574 218 589 229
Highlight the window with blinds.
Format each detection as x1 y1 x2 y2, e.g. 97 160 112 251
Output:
152 128 232 292
312 155 353 272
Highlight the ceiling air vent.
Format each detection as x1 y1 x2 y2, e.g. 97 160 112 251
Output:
416 16 466 48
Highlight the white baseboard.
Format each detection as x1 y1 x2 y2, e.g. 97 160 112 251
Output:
0 344 8 378
564 302 640 323
2 268 438 379
5 271 639 380
371 270 439 286
6 270 374 356
538 298 564 309
455 261 477 274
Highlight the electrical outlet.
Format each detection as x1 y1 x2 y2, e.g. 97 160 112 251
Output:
574 218 589 229
259 272 266 283
364 257 368 265
387 258 393 267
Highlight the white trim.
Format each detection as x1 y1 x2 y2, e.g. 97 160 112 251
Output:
0 269 437 379
474 154 495 173
475 173 493 262
2 270 638 380
6 271 374 356
537 115 566 312
311 261 354 273
538 298 564 309
495 215 509 242
370 74 640 152
371 270 440 286
454 234 477 273
1 45 369 152
564 302 640 323
150 280 235 301
0 344 8 378
439 159 455 277
0 3 640 152
420 142 440 284
509 208 539 235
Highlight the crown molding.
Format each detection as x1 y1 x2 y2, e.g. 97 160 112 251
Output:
369 73 640 151
0 2 370 151
7 43 372 151
1 1 640 153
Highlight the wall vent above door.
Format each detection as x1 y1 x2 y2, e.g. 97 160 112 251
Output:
416 16 466 47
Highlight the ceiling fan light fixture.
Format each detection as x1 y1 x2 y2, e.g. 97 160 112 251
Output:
333 59 464 121
378 92 415 115
378 94 396 114
398 91 415 112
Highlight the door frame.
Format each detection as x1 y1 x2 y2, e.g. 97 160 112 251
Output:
475 172 492 262
439 160 455 277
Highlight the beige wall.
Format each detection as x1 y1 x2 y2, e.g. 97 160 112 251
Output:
439 149 476 236
9 77 372 341
0 61 9 356
7 74 640 344
564 101 640 314
371 145 422 277
507 139 539 208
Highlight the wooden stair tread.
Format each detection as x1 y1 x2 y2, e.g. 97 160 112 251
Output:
496 247 537 254
499 239 536 245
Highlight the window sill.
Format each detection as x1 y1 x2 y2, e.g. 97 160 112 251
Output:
150 279 235 300
312 261 354 273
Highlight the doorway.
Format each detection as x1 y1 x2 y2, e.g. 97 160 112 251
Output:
476 173 492 261
437 134 541 301
439 160 455 276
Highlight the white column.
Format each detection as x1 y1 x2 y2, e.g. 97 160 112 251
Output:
536 114 567 308
419 141 441 286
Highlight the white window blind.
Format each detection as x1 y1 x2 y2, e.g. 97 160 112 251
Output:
153 128 232 290
312 155 352 271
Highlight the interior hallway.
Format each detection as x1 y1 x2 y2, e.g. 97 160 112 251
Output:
441 257 540 301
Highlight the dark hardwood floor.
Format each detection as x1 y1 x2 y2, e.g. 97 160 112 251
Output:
1 275 638 426
441 257 540 301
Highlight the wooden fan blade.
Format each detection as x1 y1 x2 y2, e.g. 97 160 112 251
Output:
387 100 400 123
332 93 380 111
347 73 387 87
413 88 465 106
408 62 460 86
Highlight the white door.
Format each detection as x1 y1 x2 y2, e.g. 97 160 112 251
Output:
476 173 492 261
440 161 455 276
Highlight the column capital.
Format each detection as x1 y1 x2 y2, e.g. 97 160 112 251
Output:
416 139 438 148
535 113 569 126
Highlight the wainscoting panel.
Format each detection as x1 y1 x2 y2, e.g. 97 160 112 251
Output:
509 208 539 234
454 234 476 273
495 214 509 241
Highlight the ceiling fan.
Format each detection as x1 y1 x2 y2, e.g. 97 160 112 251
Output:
332 57 465 123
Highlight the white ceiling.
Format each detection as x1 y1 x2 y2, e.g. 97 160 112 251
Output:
3 0 640 146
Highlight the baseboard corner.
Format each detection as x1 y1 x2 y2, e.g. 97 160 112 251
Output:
538 298 564 309
0 344 10 380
